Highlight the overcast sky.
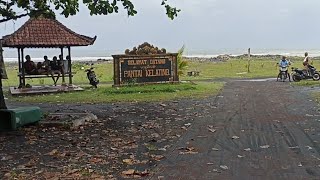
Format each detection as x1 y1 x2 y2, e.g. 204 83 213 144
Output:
1 0 320 57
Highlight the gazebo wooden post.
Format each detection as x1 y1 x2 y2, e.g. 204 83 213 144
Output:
60 47 63 58
21 48 25 87
67 46 72 85
60 47 65 84
17 48 22 87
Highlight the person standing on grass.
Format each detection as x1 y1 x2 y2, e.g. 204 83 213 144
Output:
303 52 313 76
58 55 66 85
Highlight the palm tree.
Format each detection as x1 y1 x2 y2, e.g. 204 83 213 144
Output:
177 45 188 76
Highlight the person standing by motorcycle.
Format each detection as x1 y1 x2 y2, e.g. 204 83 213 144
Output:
277 56 291 81
303 52 313 76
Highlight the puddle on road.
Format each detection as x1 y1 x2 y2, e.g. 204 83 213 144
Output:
236 78 277 82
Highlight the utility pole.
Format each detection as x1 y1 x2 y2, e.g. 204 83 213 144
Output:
247 48 251 73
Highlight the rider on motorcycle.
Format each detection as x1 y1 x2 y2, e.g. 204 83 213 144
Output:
277 56 291 81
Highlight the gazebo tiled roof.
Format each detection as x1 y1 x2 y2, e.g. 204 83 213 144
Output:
2 17 96 48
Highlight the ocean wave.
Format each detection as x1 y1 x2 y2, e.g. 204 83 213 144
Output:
3 50 320 62
3 56 113 62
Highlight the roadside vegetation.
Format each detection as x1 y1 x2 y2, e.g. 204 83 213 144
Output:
9 82 223 103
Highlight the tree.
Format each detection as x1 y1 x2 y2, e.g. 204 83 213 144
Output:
0 40 7 109
0 0 180 23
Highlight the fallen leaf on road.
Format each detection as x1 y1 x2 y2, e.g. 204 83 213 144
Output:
207 125 216 133
212 169 220 172
288 146 299 149
220 165 229 170
151 155 165 161
260 145 270 149
1 155 13 161
89 157 105 164
178 147 198 155
123 159 133 165
184 123 191 127
47 149 59 156
306 146 313 150
232 136 240 139
35 170 43 175
122 169 135 175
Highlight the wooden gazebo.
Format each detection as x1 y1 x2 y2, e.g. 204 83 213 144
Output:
1 16 96 88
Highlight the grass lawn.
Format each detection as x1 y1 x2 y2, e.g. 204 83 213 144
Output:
5 57 319 87
8 82 224 103
4 57 319 103
183 58 320 80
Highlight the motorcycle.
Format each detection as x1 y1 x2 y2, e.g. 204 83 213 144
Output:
85 64 99 88
291 65 320 82
277 66 289 82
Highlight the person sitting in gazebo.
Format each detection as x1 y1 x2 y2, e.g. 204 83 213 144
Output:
36 55 51 75
50 56 65 86
24 55 38 75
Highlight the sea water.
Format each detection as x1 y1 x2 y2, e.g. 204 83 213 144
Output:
2 49 320 62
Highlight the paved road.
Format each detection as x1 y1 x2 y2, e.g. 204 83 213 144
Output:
151 80 320 180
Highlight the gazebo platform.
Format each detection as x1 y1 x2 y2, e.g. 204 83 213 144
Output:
9 85 84 95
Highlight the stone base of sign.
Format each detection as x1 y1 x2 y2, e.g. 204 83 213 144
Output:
39 113 98 129
112 81 180 87
9 84 83 95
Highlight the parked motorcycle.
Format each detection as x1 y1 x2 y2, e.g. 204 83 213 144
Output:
291 65 320 82
278 66 289 82
85 64 99 88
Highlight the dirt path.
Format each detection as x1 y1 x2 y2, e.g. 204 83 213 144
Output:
150 80 320 180
1 80 320 179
